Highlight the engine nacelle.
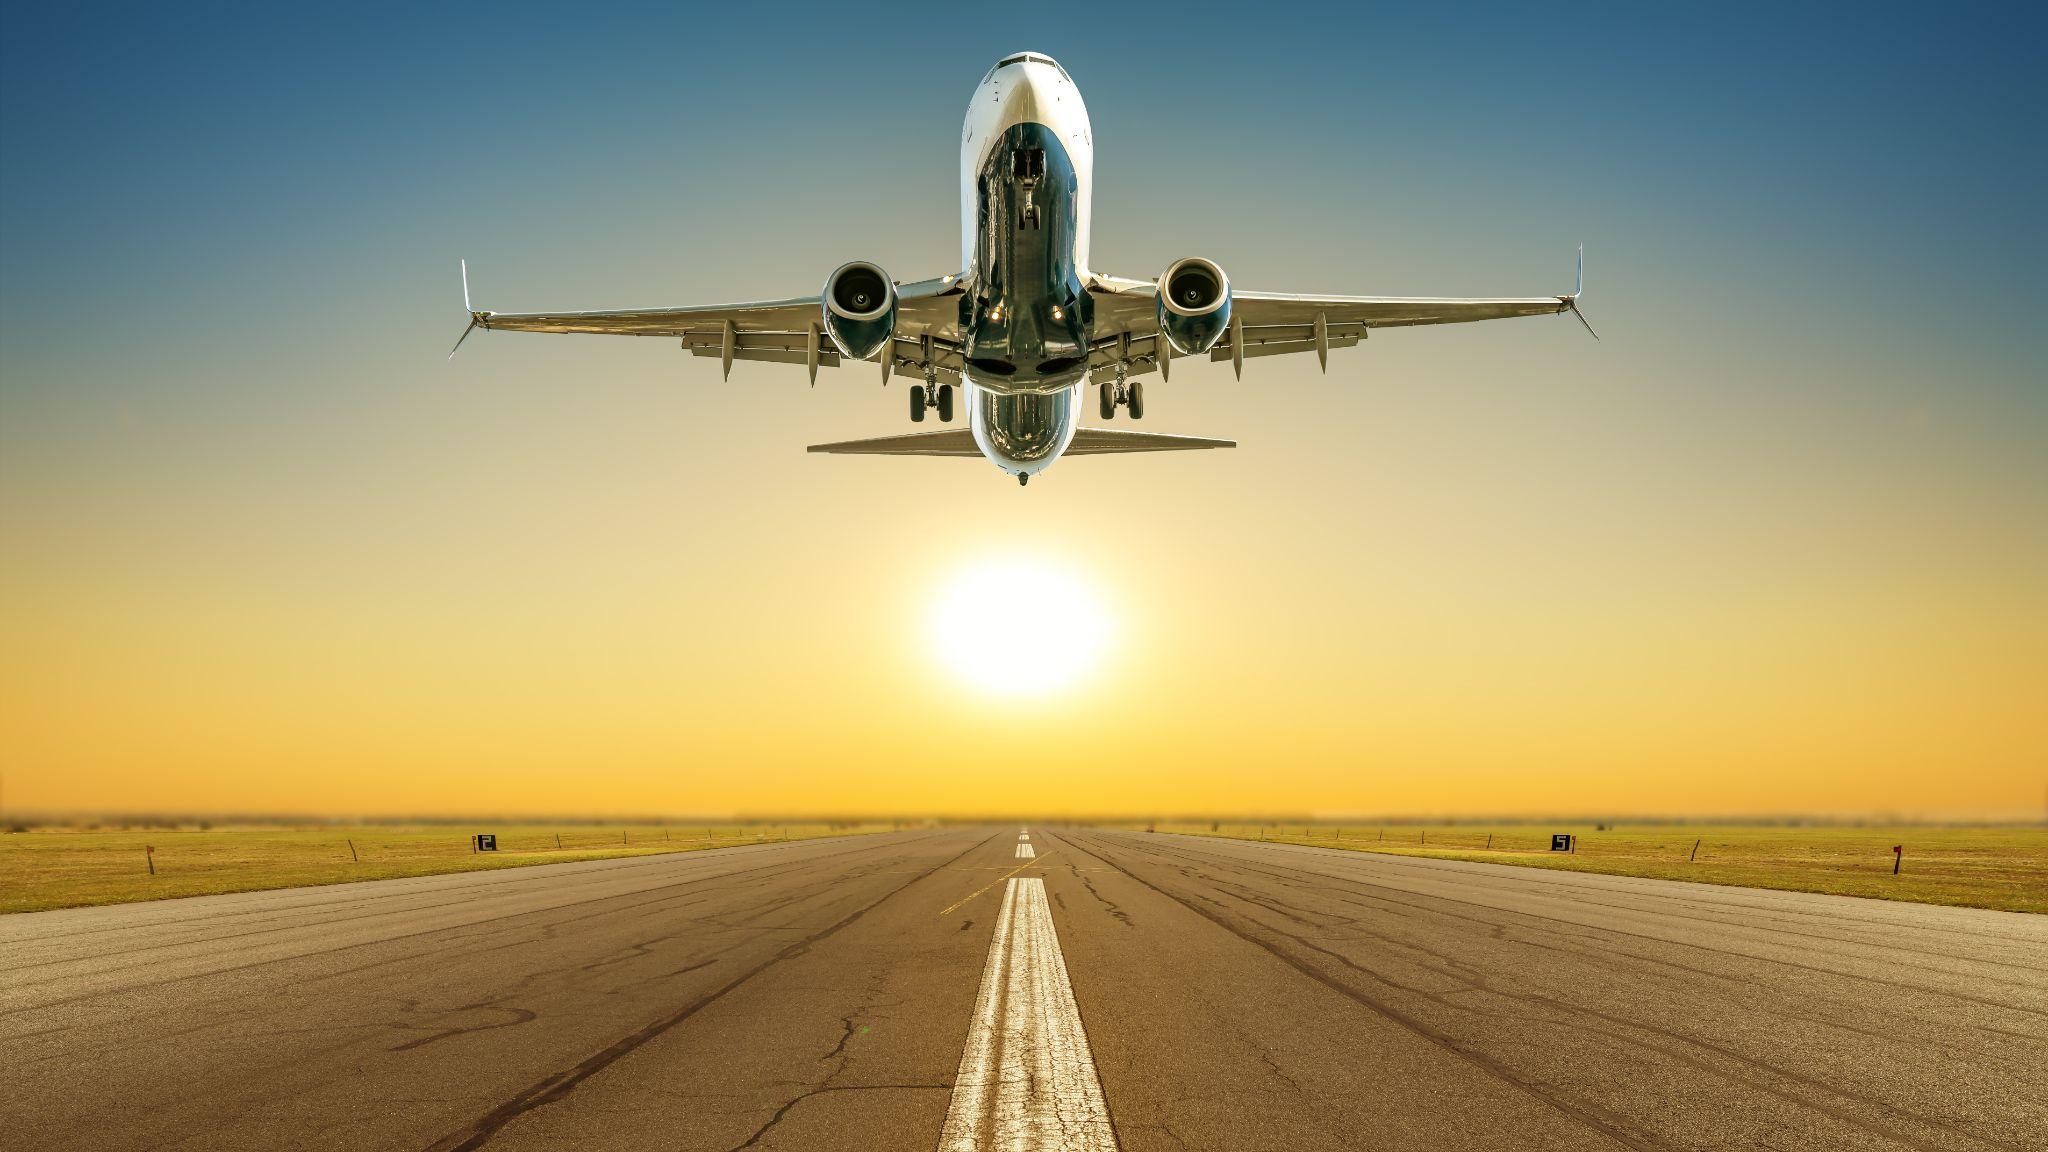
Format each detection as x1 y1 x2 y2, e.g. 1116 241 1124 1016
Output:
1155 256 1231 355
822 261 898 360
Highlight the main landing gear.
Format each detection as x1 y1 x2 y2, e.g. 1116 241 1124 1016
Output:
1097 365 1144 420
910 380 955 423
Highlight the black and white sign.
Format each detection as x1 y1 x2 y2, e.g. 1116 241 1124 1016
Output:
1550 834 1574 852
475 834 498 852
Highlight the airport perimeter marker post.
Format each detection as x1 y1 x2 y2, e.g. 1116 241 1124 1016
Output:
348 839 358 863
1690 838 1701 862
145 845 154 876
1893 845 1903 875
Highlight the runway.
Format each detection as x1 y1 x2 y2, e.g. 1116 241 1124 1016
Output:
4 828 2044 1150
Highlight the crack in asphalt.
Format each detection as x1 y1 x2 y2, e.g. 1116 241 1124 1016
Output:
420 832 997 1152
720 1083 953 1152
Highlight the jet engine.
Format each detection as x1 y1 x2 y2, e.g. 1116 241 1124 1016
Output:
1155 257 1231 355
821 261 898 360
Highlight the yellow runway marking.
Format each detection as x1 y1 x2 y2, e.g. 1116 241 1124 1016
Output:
940 851 1056 917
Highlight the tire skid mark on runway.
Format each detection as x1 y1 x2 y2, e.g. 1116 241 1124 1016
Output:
1078 832 2034 1152
1 844 922 1017
390 1005 540 1053
422 832 999 1152
1168 856 2048 1037
937 876 1118 1152
3 833 910 953
1088 837 2048 1135
1188 836 2048 964
1198 859 2046 1061
1134 835 2048 1012
1066 832 1675 1152
1168 866 2000 1152
1 834 915 980
1160 838 2022 969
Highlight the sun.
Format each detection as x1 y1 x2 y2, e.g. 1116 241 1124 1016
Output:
928 557 1114 697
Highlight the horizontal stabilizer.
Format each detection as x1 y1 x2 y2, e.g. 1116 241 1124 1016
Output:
806 427 1236 457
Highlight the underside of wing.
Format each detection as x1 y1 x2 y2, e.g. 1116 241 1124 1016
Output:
1082 251 1591 376
455 266 972 381
806 428 1234 457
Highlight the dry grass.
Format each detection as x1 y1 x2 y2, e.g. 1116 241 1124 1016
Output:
1143 822 2048 914
0 822 888 914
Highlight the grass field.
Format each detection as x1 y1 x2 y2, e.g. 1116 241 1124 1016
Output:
1141 822 2048 914
0 822 889 914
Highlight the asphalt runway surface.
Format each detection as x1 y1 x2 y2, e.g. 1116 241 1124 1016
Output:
5 827 2044 1150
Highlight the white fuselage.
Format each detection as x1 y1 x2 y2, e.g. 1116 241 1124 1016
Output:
954 54 1097 483
960 54 1093 278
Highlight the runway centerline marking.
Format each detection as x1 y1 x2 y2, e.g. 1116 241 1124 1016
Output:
1015 843 1037 859
938 878 1116 1151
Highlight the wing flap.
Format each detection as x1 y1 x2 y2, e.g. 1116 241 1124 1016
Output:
1210 327 1364 362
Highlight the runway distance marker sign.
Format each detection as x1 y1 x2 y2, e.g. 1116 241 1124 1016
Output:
473 834 497 853
1551 834 1574 852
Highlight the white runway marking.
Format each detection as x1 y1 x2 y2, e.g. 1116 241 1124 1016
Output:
1019 832 1030 842
1015 843 1036 859
938 878 1116 1151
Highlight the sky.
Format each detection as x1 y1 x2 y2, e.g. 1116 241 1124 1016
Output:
2 3 2044 819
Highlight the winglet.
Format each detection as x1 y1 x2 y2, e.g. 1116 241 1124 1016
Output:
461 258 472 313
1563 244 1598 342
449 259 486 359
1574 244 1583 299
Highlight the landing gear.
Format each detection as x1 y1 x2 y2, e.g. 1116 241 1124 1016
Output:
1098 364 1144 420
909 382 956 423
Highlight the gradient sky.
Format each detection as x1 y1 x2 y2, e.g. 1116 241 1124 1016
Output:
3 4 2044 818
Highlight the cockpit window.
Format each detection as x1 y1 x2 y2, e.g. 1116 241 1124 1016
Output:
993 53 1067 79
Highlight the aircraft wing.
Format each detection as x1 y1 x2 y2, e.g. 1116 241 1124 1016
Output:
452 265 972 383
1082 249 1593 382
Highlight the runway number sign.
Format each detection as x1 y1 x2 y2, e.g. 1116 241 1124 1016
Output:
1550 834 1574 852
474 834 498 852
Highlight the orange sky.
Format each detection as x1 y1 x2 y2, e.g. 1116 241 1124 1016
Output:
4 316 2042 818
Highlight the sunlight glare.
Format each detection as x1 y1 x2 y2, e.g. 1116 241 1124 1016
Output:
928 557 1113 697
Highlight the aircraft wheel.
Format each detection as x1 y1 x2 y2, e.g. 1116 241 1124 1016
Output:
1099 382 1116 420
935 383 955 423
1128 381 1146 420
910 384 927 423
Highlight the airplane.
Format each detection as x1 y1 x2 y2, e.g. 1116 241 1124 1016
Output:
452 51 1594 486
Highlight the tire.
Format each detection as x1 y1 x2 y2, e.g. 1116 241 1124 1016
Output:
1128 381 1146 420
1099 382 1116 420
935 383 955 423
910 384 927 423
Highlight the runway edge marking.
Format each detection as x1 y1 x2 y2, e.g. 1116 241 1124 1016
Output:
937 877 1117 1151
